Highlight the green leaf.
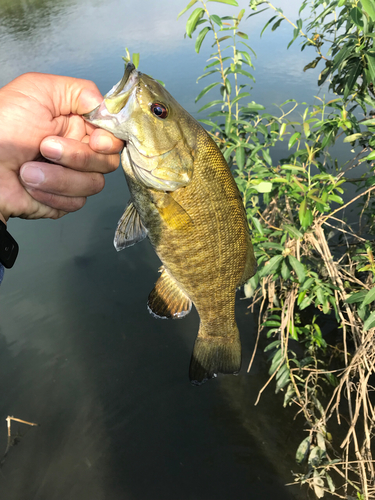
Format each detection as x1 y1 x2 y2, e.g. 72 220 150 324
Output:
238 50 253 67
288 255 306 283
366 54 375 83
272 18 284 31
280 164 305 172
251 181 273 193
237 8 245 21
367 151 375 161
235 69 256 81
281 260 291 280
225 78 232 96
362 0 375 21
197 99 224 113
186 7 205 38
287 27 300 49
363 286 375 306
276 364 290 390
301 208 313 230
264 339 281 352
260 15 277 37
250 216 264 236
325 473 335 493
299 198 307 226
300 277 314 291
283 383 295 407
207 0 239 5
343 133 363 143
259 255 284 277
177 0 197 19
269 348 283 375
350 6 364 27
246 102 265 111
210 14 223 28
262 149 272 165
282 224 303 240
195 27 211 53
196 69 220 82
364 310 375 331
132 53 140 68
216 35 231 44
236 146 245 169
303 57 321 72
237 31 249 39
313 469 325 498
296 437 310 464
231 92 250 105
195 81 221 102
344 59 362 100
225 112 233 136
288 132 300 149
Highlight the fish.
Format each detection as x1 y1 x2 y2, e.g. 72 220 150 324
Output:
84 63 256 385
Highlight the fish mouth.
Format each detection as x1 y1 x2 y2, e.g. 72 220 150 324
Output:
83 62 139 125
111 62 136 98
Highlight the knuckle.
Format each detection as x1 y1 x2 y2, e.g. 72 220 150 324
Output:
71 148 90 170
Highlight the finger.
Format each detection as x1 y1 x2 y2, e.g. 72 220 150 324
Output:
40 136 121 173
89 129 124 154
24 187 86 214
19 161 105 197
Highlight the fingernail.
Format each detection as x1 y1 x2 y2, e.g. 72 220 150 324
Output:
21 165 45 185
95 135 113 152
41 140 63 161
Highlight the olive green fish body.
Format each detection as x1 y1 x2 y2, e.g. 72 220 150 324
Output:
84 63 256 384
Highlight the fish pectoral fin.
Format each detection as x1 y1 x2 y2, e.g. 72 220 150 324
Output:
114 201 148 251
153 193 194 232
148 268 192 319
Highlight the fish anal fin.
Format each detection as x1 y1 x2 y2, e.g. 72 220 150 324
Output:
114 201 148 251
189 324 241 385
148 268 192 319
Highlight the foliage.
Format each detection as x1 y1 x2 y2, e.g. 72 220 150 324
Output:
179 0 375 498
249 0 375 104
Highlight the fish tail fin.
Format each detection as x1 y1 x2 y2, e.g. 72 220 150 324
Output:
189 323 241 385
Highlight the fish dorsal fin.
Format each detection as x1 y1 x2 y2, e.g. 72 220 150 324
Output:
148 267 192 319
114 201 148 251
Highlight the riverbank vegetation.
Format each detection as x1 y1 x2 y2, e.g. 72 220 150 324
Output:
179 0 375 498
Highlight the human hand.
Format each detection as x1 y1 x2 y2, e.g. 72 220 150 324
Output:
0 72 124 224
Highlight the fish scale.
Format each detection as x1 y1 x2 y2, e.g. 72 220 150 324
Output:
84 63 256 384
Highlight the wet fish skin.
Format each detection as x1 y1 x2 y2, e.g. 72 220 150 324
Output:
84 63 256 384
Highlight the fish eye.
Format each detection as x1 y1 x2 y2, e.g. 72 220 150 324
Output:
151 103 168 119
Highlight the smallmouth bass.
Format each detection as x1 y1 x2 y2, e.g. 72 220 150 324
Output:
84 63 256 385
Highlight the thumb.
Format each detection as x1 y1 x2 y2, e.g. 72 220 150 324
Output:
42 74 104 116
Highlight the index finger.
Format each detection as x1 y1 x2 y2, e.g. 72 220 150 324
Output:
40 135 121 173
